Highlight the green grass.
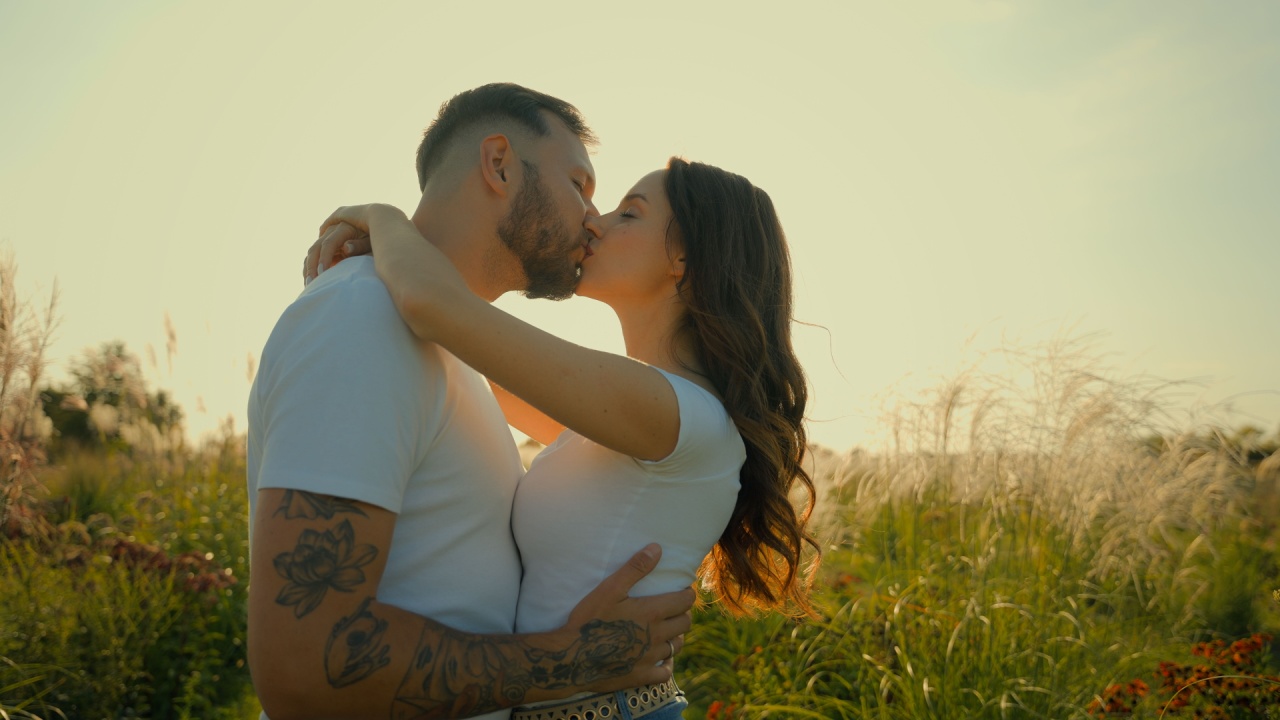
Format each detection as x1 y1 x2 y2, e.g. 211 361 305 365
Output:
679 357 1280 719
1 350 1276 719
1 440 257 720
680 488 1275 718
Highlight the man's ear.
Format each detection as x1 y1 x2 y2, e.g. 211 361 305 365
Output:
479 134 515 198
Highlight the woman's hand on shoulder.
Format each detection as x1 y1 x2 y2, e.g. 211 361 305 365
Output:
303 204 415 286
303 222 370 286
304 203 473 345
317 203 405 237
302 205 397 286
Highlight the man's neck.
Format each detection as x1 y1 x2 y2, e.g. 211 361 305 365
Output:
411 192 519 304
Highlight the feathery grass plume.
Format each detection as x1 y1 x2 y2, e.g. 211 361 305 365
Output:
163 311 177 376
680 335 1279 719
0 249 59 534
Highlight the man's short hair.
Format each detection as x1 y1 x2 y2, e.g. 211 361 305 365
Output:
416 83 596 190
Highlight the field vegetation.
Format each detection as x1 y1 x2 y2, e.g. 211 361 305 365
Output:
681 343 1280 718
1 253 1276 718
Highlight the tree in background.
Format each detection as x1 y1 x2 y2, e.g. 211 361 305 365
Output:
42 341 184 457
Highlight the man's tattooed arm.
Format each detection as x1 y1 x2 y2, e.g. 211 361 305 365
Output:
390 618 649 719
327 597 393 688
274 489 369 520
273 519 378 618
249 488 690 719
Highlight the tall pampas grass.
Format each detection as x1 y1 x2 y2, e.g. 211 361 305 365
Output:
683 337 1278 719
0 249 59 533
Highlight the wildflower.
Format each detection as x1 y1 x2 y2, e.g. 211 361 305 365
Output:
832 572 864 590
706 700 737 720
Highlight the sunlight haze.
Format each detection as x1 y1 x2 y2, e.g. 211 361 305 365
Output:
2 0 1277 449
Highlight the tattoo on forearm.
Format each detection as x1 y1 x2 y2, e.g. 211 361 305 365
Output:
389 619 649 719
327 597 392 687
274 519 378 618
275 489 368 520
566 620 652 685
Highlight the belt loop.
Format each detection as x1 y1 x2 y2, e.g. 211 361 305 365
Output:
614 688 633 720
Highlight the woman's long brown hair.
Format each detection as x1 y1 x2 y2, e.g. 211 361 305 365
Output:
664 157 819 617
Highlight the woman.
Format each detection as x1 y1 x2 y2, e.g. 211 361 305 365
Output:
309 158 816 720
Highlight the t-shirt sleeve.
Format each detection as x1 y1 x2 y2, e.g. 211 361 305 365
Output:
639 369 746 480
253 271 428 513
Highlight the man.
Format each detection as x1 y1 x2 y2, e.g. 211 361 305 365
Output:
247 84 691 719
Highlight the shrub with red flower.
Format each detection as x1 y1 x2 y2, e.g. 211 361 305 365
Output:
1090 634 1280 717
1088 679 1150 716
53 530 237 595
706 699 738 720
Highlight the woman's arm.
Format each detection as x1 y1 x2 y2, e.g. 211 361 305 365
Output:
318 204 680 461
489 379 566 447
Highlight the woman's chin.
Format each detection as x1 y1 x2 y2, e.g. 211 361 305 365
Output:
572 287 614 309
572 278 599 300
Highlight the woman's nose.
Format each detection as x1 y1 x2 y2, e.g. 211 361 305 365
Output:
584 213 604 239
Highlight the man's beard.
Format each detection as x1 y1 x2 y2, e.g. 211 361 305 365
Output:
497 162 581 301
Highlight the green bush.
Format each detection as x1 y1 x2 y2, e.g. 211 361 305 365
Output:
0 445 253 719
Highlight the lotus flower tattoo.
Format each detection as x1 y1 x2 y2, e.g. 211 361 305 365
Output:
274 520 378 618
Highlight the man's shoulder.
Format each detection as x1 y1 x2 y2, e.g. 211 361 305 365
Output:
289 257 395 319
270 259 411 346
259 258 444 380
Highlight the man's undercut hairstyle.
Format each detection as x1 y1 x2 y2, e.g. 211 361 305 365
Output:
415 83 596 190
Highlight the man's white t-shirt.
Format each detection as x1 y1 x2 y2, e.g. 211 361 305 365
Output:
513 369 746 634
247 257 523 720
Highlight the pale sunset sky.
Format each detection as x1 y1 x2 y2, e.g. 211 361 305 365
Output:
2 1 1277 450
